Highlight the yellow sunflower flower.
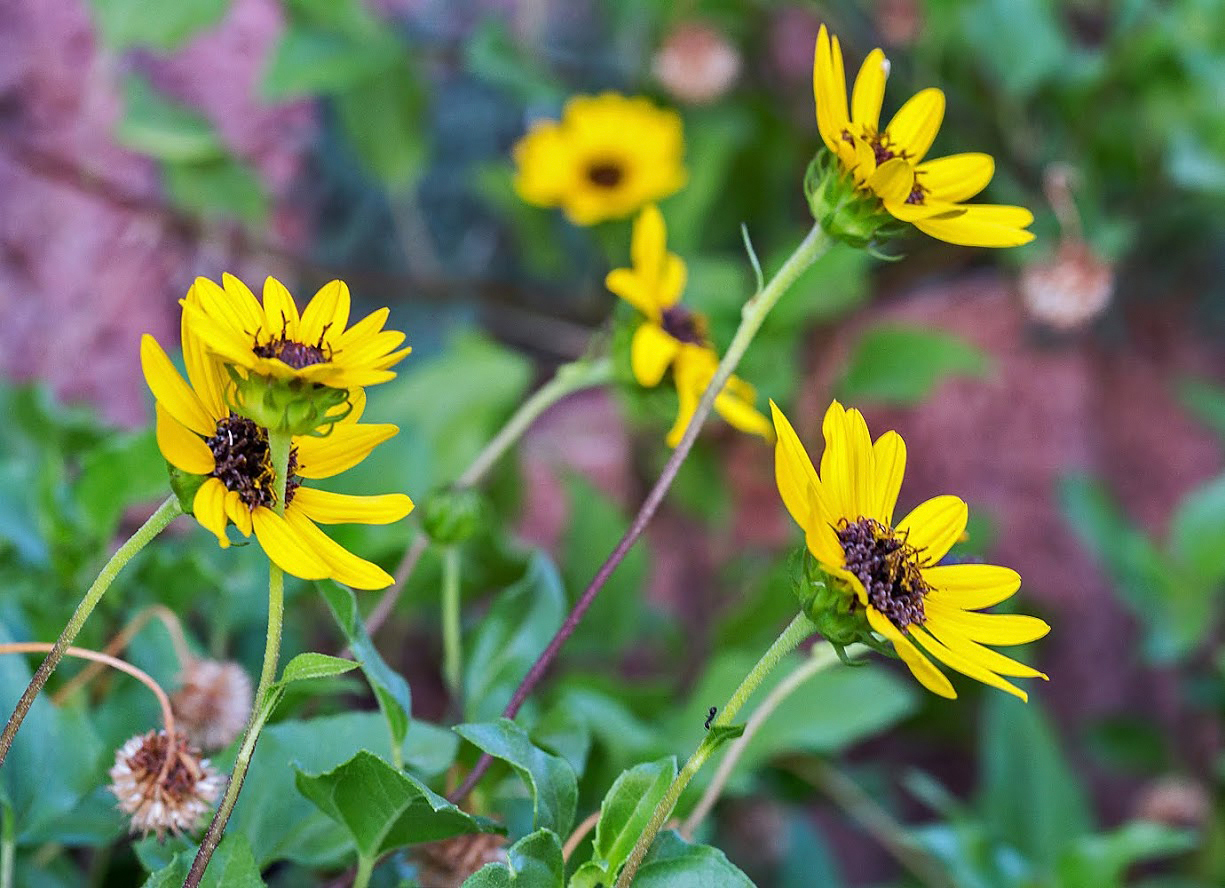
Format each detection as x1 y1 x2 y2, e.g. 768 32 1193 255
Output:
771 400 1049 700
608 205 771 447
181 274 411 391
514 94 687 226
141 288 413 589
812 25 1034 248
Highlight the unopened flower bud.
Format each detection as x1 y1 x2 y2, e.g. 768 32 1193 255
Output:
653 23 741 105
172 660 254 750
421 488 484 546
108 729 223 839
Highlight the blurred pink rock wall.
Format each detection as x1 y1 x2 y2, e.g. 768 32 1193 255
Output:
0 0 313 426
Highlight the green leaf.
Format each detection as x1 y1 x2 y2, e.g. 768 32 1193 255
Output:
960 0 1070 99
634 830 754 887
262 27 401 99
454 718 577 836
463 553 565 721
560 475 650 655
1169 473 1225 583
279 653 358 685
75 429 166 539
663 108 755 255
979 695 1093 874
162 155 268 224
1057 821 1196 887
141 834 264 887
88 0 230 50
334 66 427 185
462 829 564 887
1177 376 1225 440
317 581 412 750
462 20 562 106
837 325 991 405
116 75 224 163
294 750 489 862
571 758 677 888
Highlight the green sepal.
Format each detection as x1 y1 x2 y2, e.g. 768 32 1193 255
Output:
803 150 905 252
421 487 485 546
790 547 878 649
166 462 205 514
225 366 352 436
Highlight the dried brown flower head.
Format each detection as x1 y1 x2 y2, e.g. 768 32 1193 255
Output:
414 833 508 888
108 729 223 839
1133 775 1211 830
172 659 253 750
1020 239 1114 331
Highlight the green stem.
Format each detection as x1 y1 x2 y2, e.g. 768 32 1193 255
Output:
352 854 375 888
615 612 817 888
456 356 615 489
0 496 180 768
682 642 855 837
441 545 463 697
0 796 13 888
185 429 292 888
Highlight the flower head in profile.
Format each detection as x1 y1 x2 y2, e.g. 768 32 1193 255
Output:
809 25 1034 248
514 94 686 226
181 275 410 433
772 400 1049 700
608 205 772 447
142 283 413 589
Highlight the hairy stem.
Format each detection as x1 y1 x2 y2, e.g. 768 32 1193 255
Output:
186 429 292 887
615 613 818 888
0 496 180 768
451 224 831 803
441 545 463 697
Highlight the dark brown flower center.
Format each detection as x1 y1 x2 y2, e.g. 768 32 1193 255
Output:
836 516 929 629
252 338 328 369
905 180 929 206
587 161 625 189
125 730 203 802
660 305 705 346
205 415 300 509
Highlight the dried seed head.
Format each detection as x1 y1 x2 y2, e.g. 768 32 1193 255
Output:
653 22 741 105
1019 239 1114 331
108 730 223 839
1133 775 1211 830
414 833 509 888
172 659 254 750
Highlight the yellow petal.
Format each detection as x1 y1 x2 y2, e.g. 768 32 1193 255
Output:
923 620 1047 679
884 87 944 163
871 431 906 526
192 478 230 548
769 400 820 530
250 507 330 580
714 379 773 441
631 323 681 388
813 25 850 157
262 277 301 340
606 269 659 318
820 401 873 520
292 487 414 525
335 307 390 349
218 274 267 334
658 255 687 310
851 48 889 130
156 403 215 475
909 625 1029 701
632 204 666 279
922 601 1051 646
181 283 228 422
141 335 215 436
915 153 994 204
867 157 914 204
283 508 394 589
224 489 253 537
923 564 1021 610
295 423 398 479
896 495 967 564
299 280 351 348
866 607 956 698
665 353 703 449
913 204 1036 248
193 275 257 340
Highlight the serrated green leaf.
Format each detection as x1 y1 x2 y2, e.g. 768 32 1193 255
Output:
317 581 411 749
454 719 577 836
463 553 565 721
837 325 991 405
634 830 754 887
294 750 489 862
140 834 264 887
462 829 564 887
88 0 230 50
116 75 224 163
279 652 358 685
572 758 677 887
